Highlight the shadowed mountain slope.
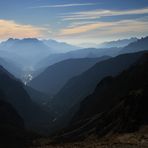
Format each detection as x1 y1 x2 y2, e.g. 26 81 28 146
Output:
36 47 121 69
0 65 53 133
29 56 110 95
52 51 147 117
58 53 148 141
0 90 32 147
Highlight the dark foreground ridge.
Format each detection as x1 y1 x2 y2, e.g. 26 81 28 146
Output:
54 53 148 141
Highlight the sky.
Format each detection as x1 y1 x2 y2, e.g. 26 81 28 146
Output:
0 0 148 45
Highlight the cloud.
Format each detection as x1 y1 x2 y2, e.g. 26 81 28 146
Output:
61 7 148 20
56 7 148 44
57 18 148 44
0 19 47 40
29 3 95 9
59 22 113 35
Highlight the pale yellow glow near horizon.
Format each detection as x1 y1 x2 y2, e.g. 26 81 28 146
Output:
0 19 44 40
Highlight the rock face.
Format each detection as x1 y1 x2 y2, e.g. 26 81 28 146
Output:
57 53 148 141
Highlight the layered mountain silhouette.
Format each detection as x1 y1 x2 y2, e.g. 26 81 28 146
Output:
0 38 52 81
48 37 148 116
0 38 79 69
56 53 148 141
0 36 147 82
52 51 147 118
0 38 52 67
36 36 148 70
0 66 53 133
0 35 148 146
0 38 78 80
120 36 148 54
36 47 121 69
29 56 110 95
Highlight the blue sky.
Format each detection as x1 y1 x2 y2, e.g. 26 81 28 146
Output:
0 0 148 45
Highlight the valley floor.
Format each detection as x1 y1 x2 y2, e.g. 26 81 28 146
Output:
31 126 148 148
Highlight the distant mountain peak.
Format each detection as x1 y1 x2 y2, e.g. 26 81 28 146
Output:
7 38 18 42
1 38 41 46
0 38 19 46
121 36 148 54
98 37 138 48
20 38 39 42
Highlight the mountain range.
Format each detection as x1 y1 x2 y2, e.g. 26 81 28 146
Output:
57 53 148 141
29 56 110 95
26 37 148 132
0 36 148 147
52 51 147 117
79 37 137 48
98 37 138 48
0 37 145 83
0 38 52 67
121 36 148 54
0 38 79 80
35 37 147 71
35 47 121 70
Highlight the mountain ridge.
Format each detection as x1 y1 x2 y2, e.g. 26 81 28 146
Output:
29 56 110 95
0 65 54 134
55 53 148 141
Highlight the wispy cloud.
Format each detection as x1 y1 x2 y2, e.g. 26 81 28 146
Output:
0 20 48 40
59 22 113 36
29 3 95 9
57 18 148 40
61 7 148 20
